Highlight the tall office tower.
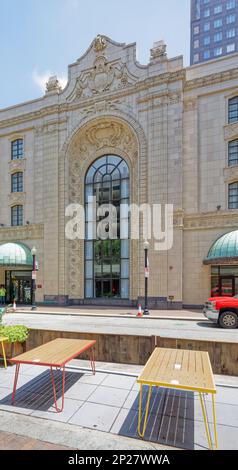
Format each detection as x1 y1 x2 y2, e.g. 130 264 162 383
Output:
191 0 238 64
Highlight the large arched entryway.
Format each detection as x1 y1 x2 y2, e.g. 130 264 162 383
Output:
84 155 130 299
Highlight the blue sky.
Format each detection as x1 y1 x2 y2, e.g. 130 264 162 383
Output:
0 0 190 109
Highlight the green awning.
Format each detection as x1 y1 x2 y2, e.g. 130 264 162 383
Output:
204 230 238 265
0 242 33 266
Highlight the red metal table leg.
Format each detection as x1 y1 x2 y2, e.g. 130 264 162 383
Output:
12 363 20 405
50 366 66 413
89 348 96 375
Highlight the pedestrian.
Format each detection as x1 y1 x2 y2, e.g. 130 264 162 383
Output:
0 285 6 305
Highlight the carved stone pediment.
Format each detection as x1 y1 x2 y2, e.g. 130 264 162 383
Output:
224 165 238 182
8 159 26 173
67 56 137 101
224 122 238 141
8 192 26 206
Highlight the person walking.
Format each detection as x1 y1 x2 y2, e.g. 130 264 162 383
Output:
0 285 6 305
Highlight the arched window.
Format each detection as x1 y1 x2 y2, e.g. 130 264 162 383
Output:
228 182 238 209
85 155 130 299
228 96 238 124
11 205 23 226
11 139 24 160
11 172 23 193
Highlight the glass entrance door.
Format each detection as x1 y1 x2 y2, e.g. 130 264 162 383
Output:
219 276 235 297
5 271 32 304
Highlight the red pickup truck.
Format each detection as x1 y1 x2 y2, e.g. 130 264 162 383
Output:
203 296 238 329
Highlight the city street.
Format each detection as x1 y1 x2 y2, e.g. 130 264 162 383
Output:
3 312 238 342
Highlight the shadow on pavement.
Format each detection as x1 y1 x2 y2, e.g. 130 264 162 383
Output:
0 370 82 411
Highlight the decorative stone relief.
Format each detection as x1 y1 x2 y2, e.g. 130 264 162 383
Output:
184 212 238 230
67 56 138 101
150 41 167 63
0 224 44 242
8 192 26 206
224 122 238 141
224 165 238 183
183 97 198 112
45 76 62 94
93 35 107 53
8 159 26 173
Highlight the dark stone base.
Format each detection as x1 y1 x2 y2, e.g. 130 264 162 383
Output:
138 297 183 310
42 295 183 310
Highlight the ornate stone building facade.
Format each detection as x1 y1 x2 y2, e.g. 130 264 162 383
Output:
0 35 238 308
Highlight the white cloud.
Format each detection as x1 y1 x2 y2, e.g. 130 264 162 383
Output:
32 69 67 93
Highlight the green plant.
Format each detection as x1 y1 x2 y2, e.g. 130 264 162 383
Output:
0 325 29 343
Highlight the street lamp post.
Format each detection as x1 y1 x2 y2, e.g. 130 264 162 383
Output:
31 246 37 311
143 240 150 316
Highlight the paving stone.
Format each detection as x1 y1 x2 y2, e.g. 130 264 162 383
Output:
64 382 97 401
88 385 130 408
69 402 120 432
101 374 136 390
31 397 83 423
74 371 108 386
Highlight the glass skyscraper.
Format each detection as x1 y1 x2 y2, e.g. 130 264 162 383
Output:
191 0 238 64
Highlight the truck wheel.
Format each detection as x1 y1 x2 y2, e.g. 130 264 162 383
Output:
219 311 238 329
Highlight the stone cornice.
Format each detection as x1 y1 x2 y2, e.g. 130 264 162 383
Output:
183 211 238 230
185 67 238 91
0 224 44 242
0 70 185 131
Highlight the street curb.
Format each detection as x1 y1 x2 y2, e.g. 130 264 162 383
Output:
13 310 205 321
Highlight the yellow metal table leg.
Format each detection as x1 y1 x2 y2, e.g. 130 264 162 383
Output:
199 393 212 450
1 340 7 369
212 394 218 449
138 384 152 438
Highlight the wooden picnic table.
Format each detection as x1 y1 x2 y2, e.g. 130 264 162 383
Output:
137 347 218 450
10 338 96 412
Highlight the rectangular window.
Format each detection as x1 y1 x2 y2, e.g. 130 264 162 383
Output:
227 43 235 52
214 5 222 14
194 25 200 34
227 28 236 38
204 22 210 31
11 139 24 160
11 206 23 226
214 47 223 56
194 39 200 48
228 96 238 123
214 32 222 42
203 0 210 4
204 50 211 59
227 14 236 23
228 140 238 166
229 182 238 209
193 53 199 63
204 36 210 45
11 172 23 193
204 8 210 17
214 18 223 27
226 0 236 10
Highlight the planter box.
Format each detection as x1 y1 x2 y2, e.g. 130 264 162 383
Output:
0 341 26 360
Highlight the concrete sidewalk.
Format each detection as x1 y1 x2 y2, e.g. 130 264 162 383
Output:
0 360 237 450
13 305 204 321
